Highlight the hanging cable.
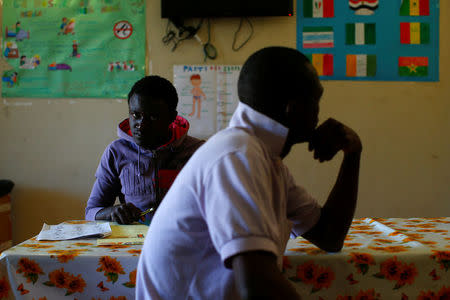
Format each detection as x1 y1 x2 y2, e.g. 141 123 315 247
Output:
232 17 254 52
202 19 217 61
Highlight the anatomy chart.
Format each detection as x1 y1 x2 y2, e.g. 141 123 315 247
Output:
173 65 241 139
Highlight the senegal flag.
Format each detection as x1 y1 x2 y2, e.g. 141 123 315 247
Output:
400 0 429 16
346 54 376 77
400 23 430 44
398 57 428 76
303 0 334 18
306 54 333 76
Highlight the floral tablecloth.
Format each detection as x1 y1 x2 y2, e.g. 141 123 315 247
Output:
284 217 450 300
0 218 449 300
0 221 141 300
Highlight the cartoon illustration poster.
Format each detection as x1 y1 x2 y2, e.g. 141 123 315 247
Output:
1 0 146 98
297 0 439 81
173 65 241 138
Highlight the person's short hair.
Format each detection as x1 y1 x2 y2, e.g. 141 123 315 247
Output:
127 75 178 111
238 46 318 117
190 74 201 81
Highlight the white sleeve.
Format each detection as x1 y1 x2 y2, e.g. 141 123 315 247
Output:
202 152 282 268
285 168 322 238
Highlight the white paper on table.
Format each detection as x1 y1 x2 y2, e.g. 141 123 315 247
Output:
36 222 112 241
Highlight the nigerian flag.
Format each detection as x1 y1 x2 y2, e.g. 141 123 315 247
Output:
346 23 376 45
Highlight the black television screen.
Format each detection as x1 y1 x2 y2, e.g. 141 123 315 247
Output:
161 0 294 18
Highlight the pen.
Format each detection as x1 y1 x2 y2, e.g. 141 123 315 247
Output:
140 207 155 217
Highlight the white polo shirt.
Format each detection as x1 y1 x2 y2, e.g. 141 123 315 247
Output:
136 102 321 300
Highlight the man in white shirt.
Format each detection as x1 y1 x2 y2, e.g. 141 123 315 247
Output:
136 47 362 300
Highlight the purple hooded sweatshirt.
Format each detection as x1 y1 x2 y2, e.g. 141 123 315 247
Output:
85 116 204 221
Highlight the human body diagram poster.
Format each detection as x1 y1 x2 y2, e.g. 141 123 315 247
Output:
1 0 146 98
297 0 439 81
174 65 241 139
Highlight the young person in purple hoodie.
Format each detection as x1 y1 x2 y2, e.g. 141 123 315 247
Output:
85 76 204 224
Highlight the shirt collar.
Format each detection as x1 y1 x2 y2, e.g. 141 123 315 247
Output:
229 102 288 157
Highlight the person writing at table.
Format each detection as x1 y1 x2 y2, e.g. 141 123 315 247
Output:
136 47 362 299
85 76 204 225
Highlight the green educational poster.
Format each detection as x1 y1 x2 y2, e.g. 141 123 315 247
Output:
1 0 146 98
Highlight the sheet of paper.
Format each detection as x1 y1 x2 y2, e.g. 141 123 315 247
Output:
174 65 217 138
36 222 111 241
97 224 148 245
216 65 241 131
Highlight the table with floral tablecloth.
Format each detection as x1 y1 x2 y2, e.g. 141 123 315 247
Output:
0 221 141 300
284 217 449 300
1 218 449 300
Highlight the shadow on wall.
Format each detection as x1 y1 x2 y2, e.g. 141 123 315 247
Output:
11 187 86 244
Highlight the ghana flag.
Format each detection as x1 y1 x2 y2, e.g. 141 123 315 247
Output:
400 22 430 44
398 57 428 76
306 54 334 76
346 23 376 45
346 54 376 77
400 0 429 16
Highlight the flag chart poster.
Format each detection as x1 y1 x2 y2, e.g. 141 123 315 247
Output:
173 65 241 139
1 0 146 98
297 0 439 81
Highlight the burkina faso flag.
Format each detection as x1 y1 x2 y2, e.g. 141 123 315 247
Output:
400 0 429 16
398 57 428 76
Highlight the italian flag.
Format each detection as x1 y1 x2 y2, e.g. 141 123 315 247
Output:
400 22 430 44
398 57 428 76
303 0 334 18
306 54 333 76
346 54 376 77
400 0 429 16
346 23 376 45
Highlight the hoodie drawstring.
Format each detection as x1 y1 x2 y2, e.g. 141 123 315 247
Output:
137 146 141 178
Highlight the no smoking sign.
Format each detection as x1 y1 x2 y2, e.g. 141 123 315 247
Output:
113 20 133 39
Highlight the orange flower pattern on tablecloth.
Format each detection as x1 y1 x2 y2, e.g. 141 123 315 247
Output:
48 249 87 263
417 286 450 300
17 283 29 295
127 249 141 256
374 256 418 289
122 269 136 288
97 256 126 283
368 246 409 253
44 268 86 296
20 244 54 249
0 276 11 299
110 296 127 300
288 247 327 255
97 245 130 249
289 261 335 293
430 250 450 271
337 288 381 300
16 258 44 284
73 242 94 247
97 281 109 292
348 253 376 275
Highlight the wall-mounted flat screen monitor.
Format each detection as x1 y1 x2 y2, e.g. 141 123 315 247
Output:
161 0 294 18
